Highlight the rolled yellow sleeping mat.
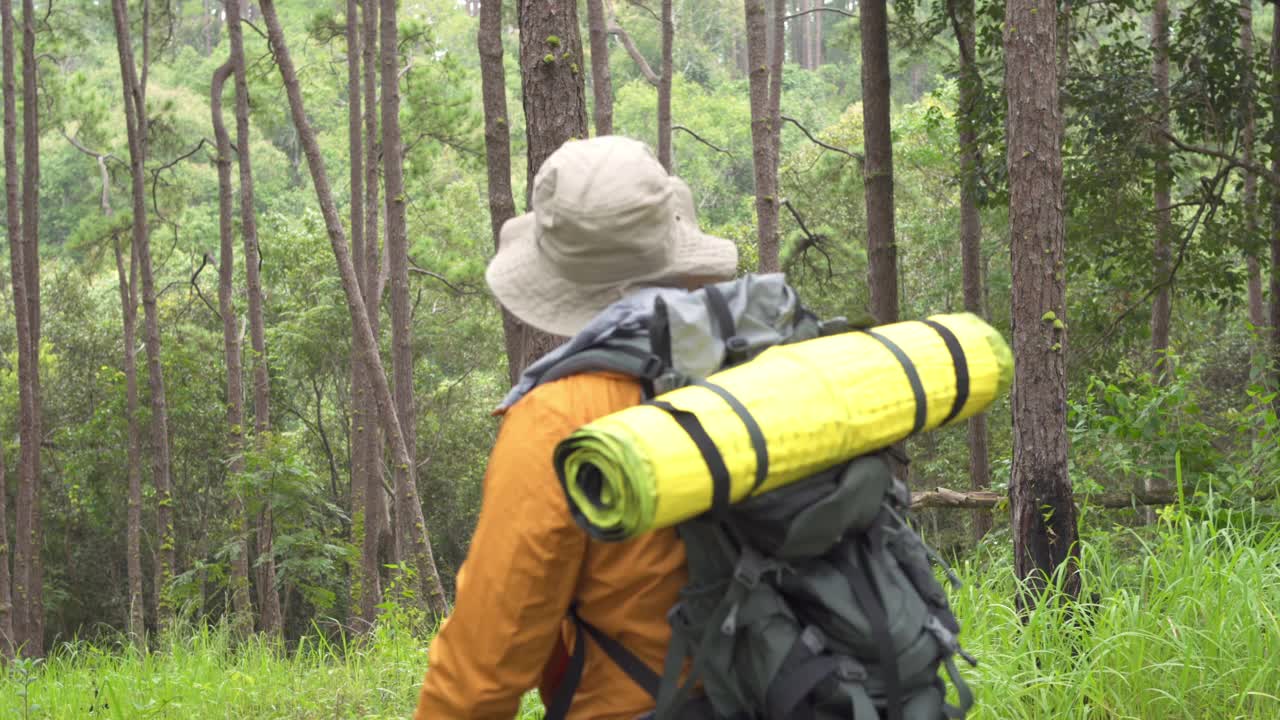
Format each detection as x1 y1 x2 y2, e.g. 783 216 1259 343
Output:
553 312 1012 541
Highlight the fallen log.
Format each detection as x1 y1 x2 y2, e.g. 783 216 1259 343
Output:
910 487 1177 510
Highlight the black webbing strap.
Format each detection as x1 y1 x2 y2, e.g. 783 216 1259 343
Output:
863 330 927 435
573 606 661 696
704 284 736 340
767 655 842 719
545 606 663 720
648 399 733 516
839 544 903 720
920 319 970 425
694 380 769 495
544 609 588 720
651 298 673 370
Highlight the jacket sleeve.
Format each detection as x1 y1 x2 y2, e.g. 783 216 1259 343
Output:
413 393 587 720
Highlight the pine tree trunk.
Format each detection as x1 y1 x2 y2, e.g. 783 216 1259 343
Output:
114 237 148 643
792 0 806 70
361 0 392 618
0 447 12 660
513 0 582 370
2 0 37 658
769 0 784 181
745 0 779 272
226 0 281 638
861 0 897 326
1271 1 1280 396
812 2 823 68
346 0 380 632
952 0 991 541
19 0 41 651
1151 0 1174 367
1004 0 1080 610
658 0 673 171
478 0 528 387
1241 1 1263 333
382 0 446 614
259 0 450 618
112 0 178 633
586 0 613 136
211 60 254 639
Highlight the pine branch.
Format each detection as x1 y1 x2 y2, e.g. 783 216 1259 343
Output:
673 124 733 155
782 115 863 162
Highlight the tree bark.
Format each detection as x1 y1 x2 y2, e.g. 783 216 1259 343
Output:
1004 0 1081 610
4 0 41 658
586 0 613 135
951 0 991 542
792 0 806 70
211 60 254 639
19 0 41 651
346 0 380 632
1152 0 1173 369
658 0 673 171
112 0 177 632
362 0 393 618
518 0 589 191
745 0 779 272
259 0 449 618
381 0 447 614
514 0 581 371
861 0 897 326
114 237 148 643
479 0 533 387
226 0 282 639
0 447 12 660
1271 0 1280 395
769 0 784 180
1241 0 1265 335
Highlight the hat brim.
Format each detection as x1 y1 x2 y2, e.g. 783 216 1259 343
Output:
486 211 739 338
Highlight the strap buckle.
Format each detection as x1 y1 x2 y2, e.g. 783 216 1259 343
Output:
733 546 771 589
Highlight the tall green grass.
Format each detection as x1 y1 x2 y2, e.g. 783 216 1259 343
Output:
4 511 1278 719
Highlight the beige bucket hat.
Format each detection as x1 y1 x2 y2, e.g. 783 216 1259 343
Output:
485 135 739 338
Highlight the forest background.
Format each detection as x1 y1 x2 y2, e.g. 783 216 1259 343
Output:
1 0 1279 718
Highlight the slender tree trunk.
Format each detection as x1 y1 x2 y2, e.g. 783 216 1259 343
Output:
812 2 823 68
0 448 12 660
226 0 281 638
658 0 673 171
951 0 991 541
479 0 529 387
586 0 613 136
347 0 379 632
514 0 582 370
382 0 446 613
1151 0 1174 368
861 0 896 326
211 60 254 638
18 0 41 651
769 0 784 181
745 0 779 272
1244 0 1264 327
361 0 392 617
792 0 806 70
111 0 177 632
1271 0 1280 395
3 0 38 658
260 0 449 618
1004 0 1080 610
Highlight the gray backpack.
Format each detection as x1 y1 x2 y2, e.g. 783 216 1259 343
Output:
535 275 976 720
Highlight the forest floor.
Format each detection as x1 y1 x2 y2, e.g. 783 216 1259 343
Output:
3 509 1279 719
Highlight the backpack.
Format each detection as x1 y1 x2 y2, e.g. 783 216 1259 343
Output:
533 274 977 720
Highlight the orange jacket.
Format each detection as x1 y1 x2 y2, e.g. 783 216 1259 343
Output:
414 372 687 720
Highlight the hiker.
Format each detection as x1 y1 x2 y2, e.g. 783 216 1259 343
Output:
413 135 740 719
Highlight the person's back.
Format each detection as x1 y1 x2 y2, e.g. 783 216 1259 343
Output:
414 371 688 719
413 135 738 718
